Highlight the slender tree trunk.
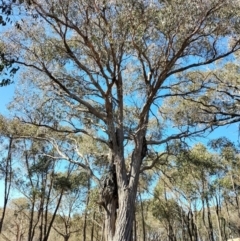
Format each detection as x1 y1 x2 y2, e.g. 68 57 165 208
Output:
43 190 63 241
63 235 70 241
16 219 23 241
230 173 240 218
83 210 88 241
39 200 44 241
0 137 12 233
32 201 42 241
139 193 146 241
193 213 198 241
186 210 193 241
83 177 91 241
25 146 40 241
168 222 176 241
28 200 35 241
206 196 214 241
215 196 222 241
44 184 49 239
180 207 186 241
221 217 227 241
188 209 198 241
132 206 137 241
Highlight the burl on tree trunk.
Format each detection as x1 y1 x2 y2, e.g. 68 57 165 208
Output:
98 164 119 240
98 136 147 241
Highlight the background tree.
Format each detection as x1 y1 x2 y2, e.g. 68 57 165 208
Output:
52 172 89 241
0 198 30 241
0 134 13 233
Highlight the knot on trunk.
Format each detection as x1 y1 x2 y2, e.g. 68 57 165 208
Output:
98 164 118 208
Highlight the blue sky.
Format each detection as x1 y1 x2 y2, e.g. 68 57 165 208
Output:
0 82 239 207
0 84 15 116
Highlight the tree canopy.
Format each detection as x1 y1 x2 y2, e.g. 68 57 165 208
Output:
1 0 240 241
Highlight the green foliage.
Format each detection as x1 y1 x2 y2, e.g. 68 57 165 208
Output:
29 156 53 175
53 172 88 192
1 0 240 240
152 198 182 221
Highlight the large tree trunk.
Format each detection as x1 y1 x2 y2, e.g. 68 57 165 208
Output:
112 192 137 241
101 127 146 241
90 212 95 241
101 156 141 241
104 198 118 241
104 158 141 241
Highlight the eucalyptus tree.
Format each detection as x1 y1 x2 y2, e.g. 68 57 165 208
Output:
208 138 240 238
0 116 22 233
52 172 89 241
174 143 220 241
150 142 229 241
0 134 13 233
12 142 65 241
2 0 240 240
1 198 30 241
0 114 80 241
